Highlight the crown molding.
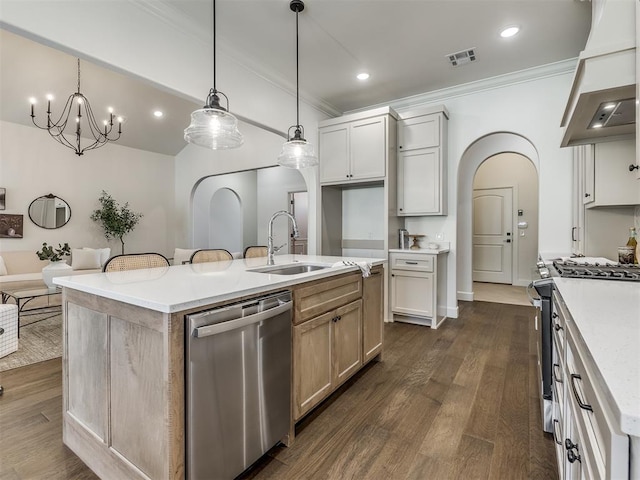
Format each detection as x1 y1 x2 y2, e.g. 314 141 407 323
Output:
346 58 578 115
128 0 340 118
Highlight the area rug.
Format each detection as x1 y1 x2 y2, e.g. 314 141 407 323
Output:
0 313 62 372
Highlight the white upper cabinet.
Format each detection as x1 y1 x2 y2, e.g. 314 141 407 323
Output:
579 138 639 208
319 107 396 185
396 106 449 216
398 114 440 151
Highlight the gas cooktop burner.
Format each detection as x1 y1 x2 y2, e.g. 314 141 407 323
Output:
552 260 640 281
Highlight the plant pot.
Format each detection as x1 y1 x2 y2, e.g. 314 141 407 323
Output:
42 260 72 288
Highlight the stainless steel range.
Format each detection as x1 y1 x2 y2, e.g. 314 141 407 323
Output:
552 259 640 281
529 256 639 434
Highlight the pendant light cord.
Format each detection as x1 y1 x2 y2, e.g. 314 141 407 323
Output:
212 0 217 92
295 8 300 129
77 58 81 94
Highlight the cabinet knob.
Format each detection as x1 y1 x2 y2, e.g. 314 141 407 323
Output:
399 145 403 149
399 208 403 211
629 164 639 172
584 193 591 198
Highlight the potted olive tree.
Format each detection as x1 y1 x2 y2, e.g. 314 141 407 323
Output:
90 191 143 255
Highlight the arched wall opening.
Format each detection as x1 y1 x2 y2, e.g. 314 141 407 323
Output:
190 166 307 256
472 152 539 288
210 188 243 252
457 132 540 300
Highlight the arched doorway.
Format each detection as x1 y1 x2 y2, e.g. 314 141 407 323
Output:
472 153 539 287
457 132 540 301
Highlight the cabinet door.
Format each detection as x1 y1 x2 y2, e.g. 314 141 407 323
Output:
391 270 433 318
333 300 362 387
362 266 383 363
350 116 386 181
293 311 334 420
319 123 350 184
582 145 595 205
398 148 440 215
398 114 440 151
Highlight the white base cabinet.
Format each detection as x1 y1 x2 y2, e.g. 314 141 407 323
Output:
552 290 630 480
389 250 448 329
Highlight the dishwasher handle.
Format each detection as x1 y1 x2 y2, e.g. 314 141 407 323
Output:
194 300 292 338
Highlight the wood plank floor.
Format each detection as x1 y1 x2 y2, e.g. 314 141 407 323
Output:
0 300 557 480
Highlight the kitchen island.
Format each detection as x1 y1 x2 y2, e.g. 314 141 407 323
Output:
53 254 385 480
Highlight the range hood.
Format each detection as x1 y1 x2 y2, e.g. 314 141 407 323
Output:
560 0 636 147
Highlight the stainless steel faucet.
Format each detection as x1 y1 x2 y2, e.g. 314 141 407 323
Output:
267 210 299 265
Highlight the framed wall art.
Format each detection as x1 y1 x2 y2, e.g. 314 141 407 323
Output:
0 214 23 238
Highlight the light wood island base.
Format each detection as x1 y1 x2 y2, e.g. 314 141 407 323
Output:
61 266 385 479
62 288 186 480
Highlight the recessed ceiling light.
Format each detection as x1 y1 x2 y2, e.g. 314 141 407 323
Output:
356 72 370 81
153 110 164 118
500 26 520 38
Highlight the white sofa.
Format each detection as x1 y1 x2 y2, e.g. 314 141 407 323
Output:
0 249 107 287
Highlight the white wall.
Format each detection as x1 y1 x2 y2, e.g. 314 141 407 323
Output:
256 167 307 254
394 72 574 311
0 120 175 257
473 153 539 286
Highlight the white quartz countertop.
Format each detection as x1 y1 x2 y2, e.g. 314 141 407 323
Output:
54 254 385 314
388 246 449 255
553 277 640 436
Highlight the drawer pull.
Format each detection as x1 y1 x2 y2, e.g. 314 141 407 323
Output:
570 374 593 412
0 327 4 336
553 364 563 384
553 322 563 332
404 261 419 265
552 420 562 446
552 312 558 319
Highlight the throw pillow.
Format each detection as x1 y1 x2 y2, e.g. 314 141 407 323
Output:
174 248 197 265
72 248 101 270
83 247 111 267
0 256 7 276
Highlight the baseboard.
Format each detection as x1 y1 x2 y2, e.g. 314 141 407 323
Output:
457 291 473 302
446 306 459 319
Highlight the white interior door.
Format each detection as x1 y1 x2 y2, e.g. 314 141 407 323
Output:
472 187 513 284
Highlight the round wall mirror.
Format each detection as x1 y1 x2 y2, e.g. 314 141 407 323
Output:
28 193 71 229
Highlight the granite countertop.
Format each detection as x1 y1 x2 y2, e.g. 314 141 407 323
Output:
54 254 385 314
553 277 640 436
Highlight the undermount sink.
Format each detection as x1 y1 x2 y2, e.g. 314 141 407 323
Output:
249 263 332 276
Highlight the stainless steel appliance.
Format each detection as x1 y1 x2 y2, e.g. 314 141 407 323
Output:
528 269 554 433
186 291 292 480
552 258 640 281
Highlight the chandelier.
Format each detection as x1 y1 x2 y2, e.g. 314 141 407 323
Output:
184 0 243 149
30 58 122 156
277 0 318 169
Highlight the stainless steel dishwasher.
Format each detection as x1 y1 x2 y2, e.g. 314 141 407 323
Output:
186 291 292 480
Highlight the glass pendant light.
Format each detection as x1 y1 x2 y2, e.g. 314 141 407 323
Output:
184 0 243 149
277 0 318 168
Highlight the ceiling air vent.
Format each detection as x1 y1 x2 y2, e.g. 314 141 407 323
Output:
446 48 476 67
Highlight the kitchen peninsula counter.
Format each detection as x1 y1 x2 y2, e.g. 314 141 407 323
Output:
553 277 640 437
54 254 385 480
